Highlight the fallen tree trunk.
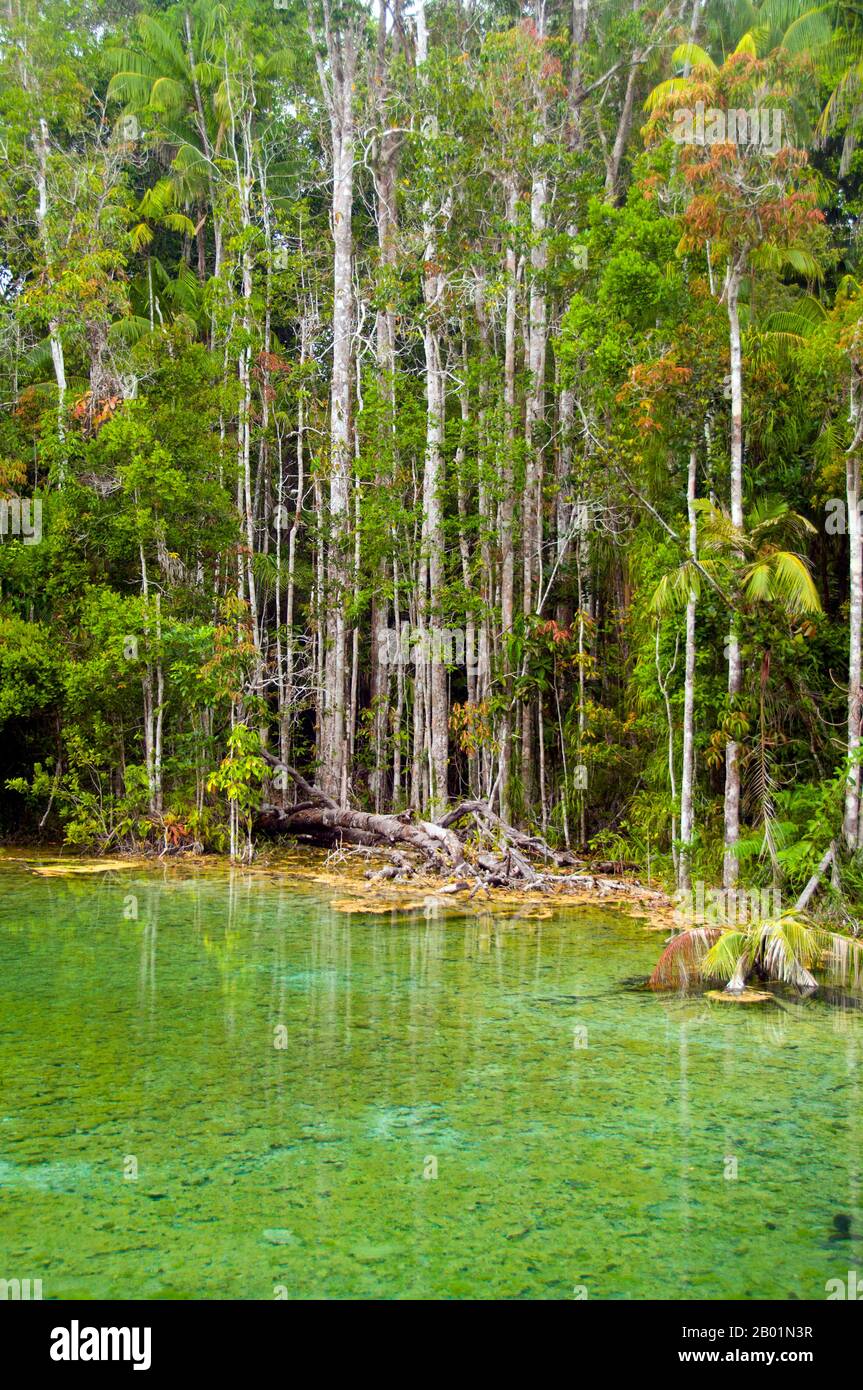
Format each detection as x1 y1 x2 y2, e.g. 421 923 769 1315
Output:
254 764 613 888
256 803 468 869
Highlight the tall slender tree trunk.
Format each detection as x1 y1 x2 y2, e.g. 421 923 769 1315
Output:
456 325 478 795
370 8 400 811
138 540 162 817
473 271 495 798
604 53 640 203
308 5 360 803
184 9 221 278
224 68 262 699
679 446 698 891
569 0 590 146
18 28 68 458
723 251 747 890
656 625 679 877
522 112 548 811
34 119 67 466
576 531 588 845
392 545 405 804
323 106 352 803
683 0 706 73
499 176 519 822
845 379 863 850
417 0 449 812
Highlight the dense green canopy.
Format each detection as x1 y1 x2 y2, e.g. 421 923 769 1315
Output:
1 0 862 927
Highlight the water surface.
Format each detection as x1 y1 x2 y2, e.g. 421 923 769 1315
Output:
1 855 861 1299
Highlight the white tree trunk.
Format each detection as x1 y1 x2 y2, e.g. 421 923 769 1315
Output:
679 446 698 890
723 252 746 889
569 0 590 145
499 176 519 822
308 5 360 803
845 388 862 850
323 113 352 802
656 625 679 877
522 135 548 808
34 119 67 462
417 0 449 811
370 13 400 809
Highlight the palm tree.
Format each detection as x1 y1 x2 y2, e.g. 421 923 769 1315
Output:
651 449 701 894
107 7 222 275
651 906 863 994
681 2 863 170
704 496 822 864
646 34 824 890
651 495 820 890
129 180 199 332
699 495 822 617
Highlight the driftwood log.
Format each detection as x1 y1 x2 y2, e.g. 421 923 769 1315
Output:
254 759 604 887
256 803 469 870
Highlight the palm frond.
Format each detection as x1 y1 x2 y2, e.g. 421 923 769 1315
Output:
701 930 750 983
106 71 157 110
741 550 821 615
751 244 824 282
650 559 702 614
759 914 819 988
781 7 835 57
734 32 759 57
135 14 191 83
149 76 189 115
107 316 154 348
649 927 724 989
672 42 718 74
643 76 693 113
823 931 863 990
130 222 154 253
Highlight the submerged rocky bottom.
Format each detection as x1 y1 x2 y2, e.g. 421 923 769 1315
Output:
0 853 860 1299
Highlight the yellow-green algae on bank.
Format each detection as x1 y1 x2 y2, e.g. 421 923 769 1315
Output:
7 843 678 928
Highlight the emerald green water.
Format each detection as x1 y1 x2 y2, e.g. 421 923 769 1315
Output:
1 855 862 1301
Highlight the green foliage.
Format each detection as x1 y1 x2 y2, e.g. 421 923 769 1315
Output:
206 723 267 858
2 0 863 935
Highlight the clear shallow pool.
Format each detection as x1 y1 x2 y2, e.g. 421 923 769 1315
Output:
0 855 861 1300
